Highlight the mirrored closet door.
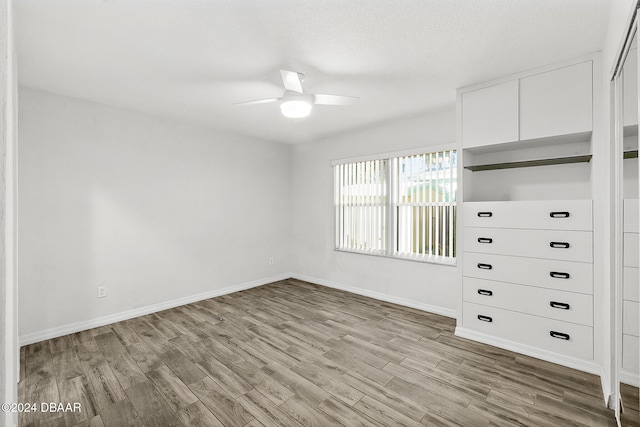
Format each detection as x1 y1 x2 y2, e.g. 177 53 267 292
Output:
614 17 640 426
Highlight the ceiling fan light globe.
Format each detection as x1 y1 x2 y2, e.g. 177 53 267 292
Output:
280 100 312 118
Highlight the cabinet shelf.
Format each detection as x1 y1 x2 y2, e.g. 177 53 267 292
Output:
464 154 592 172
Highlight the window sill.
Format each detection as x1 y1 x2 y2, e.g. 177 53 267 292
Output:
333 248 457 267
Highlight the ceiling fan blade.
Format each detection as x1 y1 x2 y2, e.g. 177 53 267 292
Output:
313 94 359 106
280 69 304 93
234 98 278 106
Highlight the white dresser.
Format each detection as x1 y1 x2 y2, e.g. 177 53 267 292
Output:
623 199 639 378
456 54 601 372
462 200 594 360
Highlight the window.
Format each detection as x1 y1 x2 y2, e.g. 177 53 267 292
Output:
334 148 457 264
334 159 388 255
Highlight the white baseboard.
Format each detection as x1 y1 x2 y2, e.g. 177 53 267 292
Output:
20 272 456 346
19 273 291 346
620 368 640 387
290 273 457 319
601 367 613 409
455 326 602 376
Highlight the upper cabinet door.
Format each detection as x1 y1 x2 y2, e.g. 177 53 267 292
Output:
519 61 592 141
462 80 519 148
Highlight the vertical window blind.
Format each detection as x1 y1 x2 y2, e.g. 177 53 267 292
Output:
334 159 388 254
334 148 456 263
395 149 456 260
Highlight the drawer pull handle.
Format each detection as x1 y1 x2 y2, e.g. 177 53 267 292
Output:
477 237 493 244
477 212 493 217
550 211 570 218
477 263 492 270
550 301 570 310
477 315 493 323
550 241 570 249
550 271 570 279
549 331 570 340
477 289 493 296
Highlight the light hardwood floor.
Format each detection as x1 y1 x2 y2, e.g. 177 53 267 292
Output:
19 279 621 426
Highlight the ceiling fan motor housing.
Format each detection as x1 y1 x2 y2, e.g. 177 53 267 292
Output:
281 90 313 104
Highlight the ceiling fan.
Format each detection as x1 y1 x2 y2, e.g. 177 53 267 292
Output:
235 69 358 119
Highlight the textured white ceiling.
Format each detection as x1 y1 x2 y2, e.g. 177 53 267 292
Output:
15 0 611 144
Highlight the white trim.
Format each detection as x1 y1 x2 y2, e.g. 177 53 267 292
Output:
20 272 458 346
5 1 18 425
455 326 602 375
620 368 640 387
333 248 457 266
601 365 613 408
330 143 456 166
20 271 615 383
612 45 627 420
19 273 291 346
290 272 457 318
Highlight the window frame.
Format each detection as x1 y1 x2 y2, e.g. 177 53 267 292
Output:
333 144 457 266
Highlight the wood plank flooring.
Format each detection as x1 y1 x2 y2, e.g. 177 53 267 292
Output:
621 383 640 426
19 279 619 426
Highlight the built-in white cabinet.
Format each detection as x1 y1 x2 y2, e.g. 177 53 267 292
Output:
461 200 594 361
624 232 639 268
461 81 519 149
462 252 594 294
623 335 639 373
463 199 593 230
623 299 639 336
624 266 639 302
624 198 639 232
456 54 598 373
461 60 593 150
463 277 594 326
519 61 593 141
463 301 594 360
464 227 593 262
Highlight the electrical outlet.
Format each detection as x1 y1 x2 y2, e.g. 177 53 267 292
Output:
97 286 107 298
268 257 274 265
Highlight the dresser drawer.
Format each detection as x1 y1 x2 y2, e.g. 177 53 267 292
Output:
623 334 639 372
624 232 639 267
624 267 639 302
464 227 593 262
463 200 592 231
463 302 593 360
463 278 593 326
624 199 639 233
623 300 639 337
463 252 593 294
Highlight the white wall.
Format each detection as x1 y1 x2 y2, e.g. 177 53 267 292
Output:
18 88 292 340
290 109 458 315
